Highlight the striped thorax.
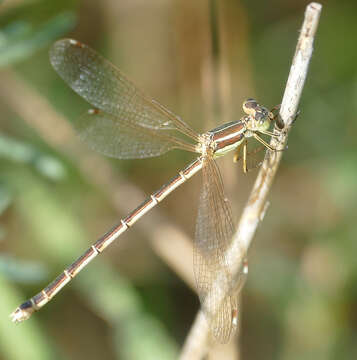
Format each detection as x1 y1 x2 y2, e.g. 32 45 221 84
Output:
199 99 275 158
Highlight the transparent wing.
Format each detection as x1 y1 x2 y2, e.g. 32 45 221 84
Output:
75 109 196 159
50 39 199 140
193 156 237 343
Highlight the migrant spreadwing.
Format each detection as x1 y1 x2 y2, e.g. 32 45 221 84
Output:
11 39 281 343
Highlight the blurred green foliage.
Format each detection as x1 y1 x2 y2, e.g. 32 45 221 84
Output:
0 0 356 359
0 11 75 67
0 0 76 67
0 135 67 180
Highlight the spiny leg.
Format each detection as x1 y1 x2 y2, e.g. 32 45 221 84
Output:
253 132 286 152
270 103 281 115
269 103 285 129
233 140 248 173
252 133 276 151
270 103 301 126
258 129 280 138
232 141 244 164
233 140 266 173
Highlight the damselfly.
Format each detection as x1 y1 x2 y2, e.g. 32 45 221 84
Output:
11 39 280 343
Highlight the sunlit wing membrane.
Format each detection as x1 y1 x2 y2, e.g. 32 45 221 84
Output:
50 39 198 139
75 109 196 159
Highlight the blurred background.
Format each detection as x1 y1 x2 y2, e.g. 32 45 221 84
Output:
0 0 356 359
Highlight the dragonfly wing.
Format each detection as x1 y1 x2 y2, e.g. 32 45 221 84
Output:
76 109 195 159
194 156 237 343
50 39 197 139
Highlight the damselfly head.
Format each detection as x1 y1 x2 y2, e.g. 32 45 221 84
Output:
243 99 273 132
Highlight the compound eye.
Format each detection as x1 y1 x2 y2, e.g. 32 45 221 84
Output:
256 108 269 123
243 98 258 115
255 111 264 122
